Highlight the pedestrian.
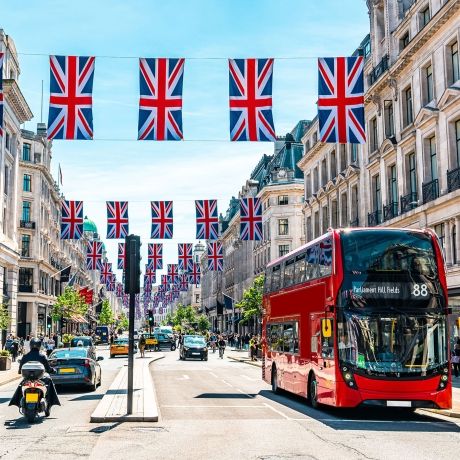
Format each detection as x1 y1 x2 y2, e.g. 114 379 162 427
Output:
244 333 250 350
453 338 460 377
110 333 114 345
139 334 146 358
249 336 257 361
23 335 31 355
46 336 55 357
10 338 19 362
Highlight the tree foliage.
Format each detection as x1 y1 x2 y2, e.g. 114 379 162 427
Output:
52 287 88 321
98 299 115 326
236 275 264 323
161 304 210 333
0 303 10 330
117 311 129 330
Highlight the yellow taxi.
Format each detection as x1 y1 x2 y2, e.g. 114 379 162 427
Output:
109 338 137 358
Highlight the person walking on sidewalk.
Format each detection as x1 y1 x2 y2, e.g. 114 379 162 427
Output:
139 334 146 358
249 336 257 361
10 338 19 362
453 338 460 377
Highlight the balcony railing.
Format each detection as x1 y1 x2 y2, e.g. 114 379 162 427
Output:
367 210 381 226
20 220 35 229
383 202 399 221
447 166 460 193
368 55 389 86
400 192 418 214
349 218 359 227
422 178 439 204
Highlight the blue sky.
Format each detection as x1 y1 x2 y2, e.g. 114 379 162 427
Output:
0 0 369 282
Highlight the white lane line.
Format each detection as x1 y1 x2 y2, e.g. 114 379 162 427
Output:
240 374 258 381
263 402 291 420
221 379 233 387
236 388 255 398
162 405 266 408
209 372 218 378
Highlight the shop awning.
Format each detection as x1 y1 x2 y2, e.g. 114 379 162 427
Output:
70 315 89 324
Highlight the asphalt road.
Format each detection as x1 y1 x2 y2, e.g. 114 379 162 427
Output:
0 348 460 459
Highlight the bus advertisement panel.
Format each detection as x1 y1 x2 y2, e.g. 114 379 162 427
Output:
262 228 451 409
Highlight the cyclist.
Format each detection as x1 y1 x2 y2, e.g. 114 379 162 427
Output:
217 336 226 359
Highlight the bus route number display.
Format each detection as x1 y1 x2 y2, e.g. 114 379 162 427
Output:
351 282 430 300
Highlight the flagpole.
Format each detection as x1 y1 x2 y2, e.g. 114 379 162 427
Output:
51 264 72 278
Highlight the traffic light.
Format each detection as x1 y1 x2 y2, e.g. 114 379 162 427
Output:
148 309 154 326
124 235 141 294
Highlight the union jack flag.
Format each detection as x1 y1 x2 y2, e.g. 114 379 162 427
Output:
100 262 113 284
106 279 115 291
60 200 83 239
161 275 169 289
229 58 276 142
117 243 126 270
107 201 129 239
240 197 263 241
151 201 173 239
178 243 193 272
86 241 103 270
195 200 218 240
207 242 223 271
0 53 4 139
188 263 201 286
116 282 124 298
179 273 188 291
138 58 185 141
147 243 163 270
145 265 156 285
167 264 179 284
48 55 95 140
318 56 365 144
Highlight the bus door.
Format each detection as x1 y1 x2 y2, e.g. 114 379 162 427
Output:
310 313 336 404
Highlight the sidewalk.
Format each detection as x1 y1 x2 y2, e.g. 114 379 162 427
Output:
0 360 21 386
90 353 163 423
227 349 262 368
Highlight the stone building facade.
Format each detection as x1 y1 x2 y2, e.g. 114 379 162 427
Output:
299 0 460 333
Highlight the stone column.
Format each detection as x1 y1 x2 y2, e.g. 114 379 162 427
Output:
7 268 18 336
456 216 460 264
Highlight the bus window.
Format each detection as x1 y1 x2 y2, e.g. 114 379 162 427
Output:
293 322 299 353
294 253 306 284
319 237 333 277
306 246 319 280
269 324 283 352
284 259 295 287
264 267 272 293
272 265 281 291
283 324 294 352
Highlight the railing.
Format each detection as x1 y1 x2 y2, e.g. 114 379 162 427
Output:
367 210 381 226
383 202 399 221
20 220 35 229
368 55 389 86
422 178 439 204
400 192 418 214
447 166 460 193
349 218 359 227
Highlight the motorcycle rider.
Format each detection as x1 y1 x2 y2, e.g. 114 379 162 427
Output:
9 338 61 416
217 335 226 359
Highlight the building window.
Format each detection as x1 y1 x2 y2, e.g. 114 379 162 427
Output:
278 195 288 206
428 136 438 181
306 216 312 241
400 31 410 51
456 120 460 167
370 117 378 152
384 101 394 138
23 174 32 192
22 201 31 222
340 145 347 171
340 193 348 227
420 6 430 29
278 244 290 257
278 219 289 236
322 205 328 233
313 167 319 190
5 132 11 151
408 152 417 195
19 267 33 290
372 174 381 213
351 144 358 164
313 211 319 239
21 234 30 257
388 164 398 204
22 143 31 161
452 41 459 83
403 86 413 126
330 150 337 178
3 167 9 196
434 223 445 256
424 63 434 104
305 174 311 199
321 158 327 186
331 200 338 229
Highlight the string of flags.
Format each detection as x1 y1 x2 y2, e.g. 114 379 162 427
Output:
1 54 366 144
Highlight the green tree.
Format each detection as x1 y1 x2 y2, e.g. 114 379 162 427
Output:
236 275 264 323
52 287 88 321
98 299 114 326
197 314 210 333
117 311 129 330
0 303 10 330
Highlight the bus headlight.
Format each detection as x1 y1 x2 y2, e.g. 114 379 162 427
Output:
340 366 358 390
441 374 448 382
437 367 449 391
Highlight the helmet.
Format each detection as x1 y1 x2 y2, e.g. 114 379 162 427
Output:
30 338 41 350
77 340 84 347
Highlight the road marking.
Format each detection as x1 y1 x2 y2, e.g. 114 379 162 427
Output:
221 380 233 387
263 402 291 420
161 404 266 408
209 372 218 378
240 374 258 381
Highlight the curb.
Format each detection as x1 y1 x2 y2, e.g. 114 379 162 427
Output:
420 408 460 419
227 356 262 369
0 374 21 387
90 354 164 423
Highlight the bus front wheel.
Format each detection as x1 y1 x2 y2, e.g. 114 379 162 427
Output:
271 367 280 394
309 373 319 409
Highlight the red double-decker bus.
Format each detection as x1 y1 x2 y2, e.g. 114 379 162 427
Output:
262 228 451 409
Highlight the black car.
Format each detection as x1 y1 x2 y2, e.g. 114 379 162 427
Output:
180 335 208 361
48 347 103 391
144 333 176 351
